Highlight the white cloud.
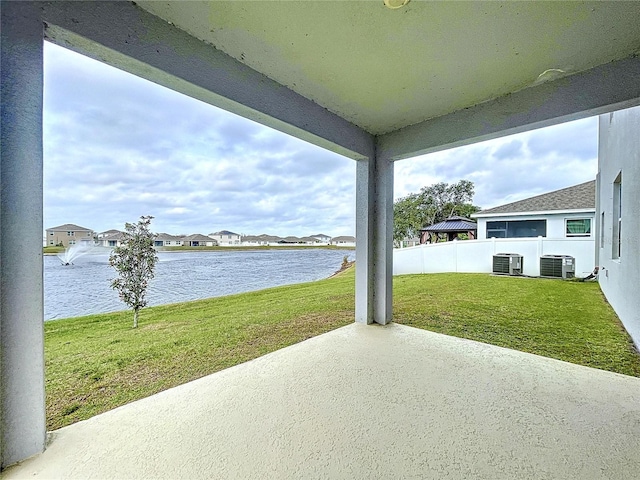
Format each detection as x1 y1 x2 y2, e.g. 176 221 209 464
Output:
44 42 356 237
45 42 598 237
394 117 598 210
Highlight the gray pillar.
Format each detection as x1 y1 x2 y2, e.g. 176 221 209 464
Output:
355 152 394 325
1 2 46 469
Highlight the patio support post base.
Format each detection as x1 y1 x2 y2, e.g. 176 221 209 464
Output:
0 2 46 469
355 150 394 325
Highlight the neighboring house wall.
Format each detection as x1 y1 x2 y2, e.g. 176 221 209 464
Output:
597 107 640 347
394 237 595 278
209 231 241 246
46 226 94 247
476 211 595 239
330 236 356 247
311 234 331 244
100 237 123 247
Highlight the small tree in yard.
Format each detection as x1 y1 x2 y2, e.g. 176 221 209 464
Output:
109 216 159 328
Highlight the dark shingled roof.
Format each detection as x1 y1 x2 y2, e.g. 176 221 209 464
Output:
475 180 596 215
421 216 477 232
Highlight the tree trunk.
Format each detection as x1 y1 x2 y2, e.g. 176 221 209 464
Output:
133 308 139 328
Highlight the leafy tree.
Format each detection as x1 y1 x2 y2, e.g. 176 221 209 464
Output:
109 216 159 328
393 180 481 245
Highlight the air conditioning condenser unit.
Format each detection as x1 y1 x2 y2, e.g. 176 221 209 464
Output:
492 253 523 276
540 255 575 279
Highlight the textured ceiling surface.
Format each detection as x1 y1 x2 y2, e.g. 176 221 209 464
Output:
137 1 640 135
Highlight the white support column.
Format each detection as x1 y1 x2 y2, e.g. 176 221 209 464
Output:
1 2 46 469
355 152 394 325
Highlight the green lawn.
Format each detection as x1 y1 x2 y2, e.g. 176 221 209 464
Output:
45 269 640 430
393 274 640 377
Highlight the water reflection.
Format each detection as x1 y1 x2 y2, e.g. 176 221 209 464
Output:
44 249 353 320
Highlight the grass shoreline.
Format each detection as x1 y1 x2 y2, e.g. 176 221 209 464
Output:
43 245 354 255
45 270 640 431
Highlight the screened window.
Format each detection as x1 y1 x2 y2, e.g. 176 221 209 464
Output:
486 220 546 239
486 221 507 238
566 218 591 237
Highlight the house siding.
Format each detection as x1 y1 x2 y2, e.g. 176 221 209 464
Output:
209 232 241 246
597 106 640 348
476 212 595 239
46 228 94 247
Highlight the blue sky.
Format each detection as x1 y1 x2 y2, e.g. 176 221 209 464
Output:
44 42 598 237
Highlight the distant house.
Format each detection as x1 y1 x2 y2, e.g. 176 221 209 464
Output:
154 233 184 247
398 236 421 248
330 236 356 247
97 229 122 239
241 234 283 246
472 180 596 240
240 235 264 246
183 234 217 247
279 236 303 244
299 236 319 245
209 230 241 246
311 233 331 244
98 231 127 248
46 224 94 247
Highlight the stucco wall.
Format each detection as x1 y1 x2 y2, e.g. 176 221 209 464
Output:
597 107 640 348
211 236 241 246
394 237 595 278
476 212 595 239
46 229 93 247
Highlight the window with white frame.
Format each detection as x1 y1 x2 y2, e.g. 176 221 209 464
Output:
565 218 591 237
612 172 622 259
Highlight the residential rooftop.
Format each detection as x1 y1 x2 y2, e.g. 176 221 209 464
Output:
475 180 596 216
46 224 92 232
422 216 477 232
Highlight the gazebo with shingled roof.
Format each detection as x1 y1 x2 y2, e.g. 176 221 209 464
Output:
420 216 477 244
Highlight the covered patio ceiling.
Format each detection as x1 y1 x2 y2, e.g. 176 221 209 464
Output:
137 1 640 137
40 0 640 160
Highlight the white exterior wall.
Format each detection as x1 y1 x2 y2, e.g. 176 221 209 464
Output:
312 236 331 244
597 107 640 348
394 238 595 278
476 211 595 239
210 234 241 246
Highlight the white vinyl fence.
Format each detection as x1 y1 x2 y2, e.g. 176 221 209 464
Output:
394 237 595 278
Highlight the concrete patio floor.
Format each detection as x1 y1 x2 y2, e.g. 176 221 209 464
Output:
4 323 640 479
